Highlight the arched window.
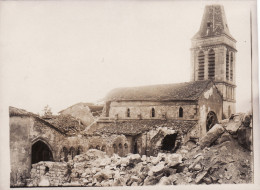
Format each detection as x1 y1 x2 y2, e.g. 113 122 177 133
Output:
77 146 83 155
62 147 68 162
226 50 229 80
126 108 130 117
69 147 76 159
113 144 117 153
208 49 215 79
118 143 123 156
151 108 155 118
230 53 233 81
179 107 183 118
198 51 205 80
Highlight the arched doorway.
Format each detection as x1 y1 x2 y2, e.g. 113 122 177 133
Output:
31 140 53 164
206 111 218 131
161 134 177 151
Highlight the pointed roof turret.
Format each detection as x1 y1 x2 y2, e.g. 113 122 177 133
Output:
193 4 236 42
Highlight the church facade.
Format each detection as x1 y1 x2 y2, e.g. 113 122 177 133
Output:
9 4 237 187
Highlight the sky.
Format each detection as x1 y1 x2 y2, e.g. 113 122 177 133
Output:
0 0 256 115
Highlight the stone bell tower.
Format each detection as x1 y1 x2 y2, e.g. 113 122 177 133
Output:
190 4 237 119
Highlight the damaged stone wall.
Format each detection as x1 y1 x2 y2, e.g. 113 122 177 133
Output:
109 101 198 120
197 85 223 138
10 116 67 187
25 113 253 187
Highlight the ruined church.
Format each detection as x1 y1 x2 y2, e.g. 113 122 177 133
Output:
9 4 237 186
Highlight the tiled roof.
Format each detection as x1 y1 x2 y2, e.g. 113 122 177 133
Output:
93 120 197 136
105 80 212 101
42 115 85 136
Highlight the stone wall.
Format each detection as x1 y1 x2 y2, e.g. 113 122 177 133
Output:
198 85 223 137
109 101 198 120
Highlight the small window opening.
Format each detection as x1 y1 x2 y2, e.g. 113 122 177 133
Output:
207 22 212 27
127 108 130 117
179 107 183 118
151 108 155 118
113 144 117 153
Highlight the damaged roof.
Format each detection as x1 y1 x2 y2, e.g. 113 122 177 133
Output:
93 120 197 136
42 115 85 136
105 80 212 102
10 106 85 136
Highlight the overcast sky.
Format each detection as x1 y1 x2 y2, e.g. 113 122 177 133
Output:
0 0 256 114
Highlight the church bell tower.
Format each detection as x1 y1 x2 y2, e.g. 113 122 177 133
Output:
190 4 237 119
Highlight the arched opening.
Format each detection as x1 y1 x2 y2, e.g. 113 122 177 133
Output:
124 143 128 155
126 108 130 117
31 140 53 164
96 145 100 150
76 146 83 155
226 50 229 80
118 143 123 156
62 147 68 162
69 147 76 159
208 49 215 79
161 134 177 151
206 111 218 131
133 141 138 154
179 107 183 118
230 52 233 81
151 108 155 118
198 51 205 80
113 144 117 154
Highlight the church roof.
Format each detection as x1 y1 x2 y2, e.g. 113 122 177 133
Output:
192 4 236 41
105 80 212 102
92 120 197 136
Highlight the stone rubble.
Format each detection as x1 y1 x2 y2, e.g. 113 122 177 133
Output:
26 113 253 187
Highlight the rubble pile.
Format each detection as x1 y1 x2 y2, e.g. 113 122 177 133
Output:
26 113 253 187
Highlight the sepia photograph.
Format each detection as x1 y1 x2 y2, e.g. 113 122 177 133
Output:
0 0 259 189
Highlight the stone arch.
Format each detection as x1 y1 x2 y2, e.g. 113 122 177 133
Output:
206 111 218 131
31 140 53 165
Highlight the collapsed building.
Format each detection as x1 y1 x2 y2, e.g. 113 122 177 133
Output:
9 4 240 187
